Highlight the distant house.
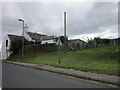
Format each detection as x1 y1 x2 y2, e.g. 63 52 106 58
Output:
68 39 87 50
92 38 120 47
110 38 120 45
1 34 23 59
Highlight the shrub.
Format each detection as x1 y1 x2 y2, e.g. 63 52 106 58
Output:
9 39 30 55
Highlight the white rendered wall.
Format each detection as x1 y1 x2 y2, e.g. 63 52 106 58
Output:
24 31 32 41
41 40 55 44
1 35 11 59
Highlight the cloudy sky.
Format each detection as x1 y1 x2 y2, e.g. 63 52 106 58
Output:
0 1 118 48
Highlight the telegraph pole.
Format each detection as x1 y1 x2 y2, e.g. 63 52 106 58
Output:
64 12 67 43
19 19 25 59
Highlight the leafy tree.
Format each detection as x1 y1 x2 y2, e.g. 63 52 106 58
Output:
94 37 102 44
87 37 111 48
87 38 94 44
59 36 68 44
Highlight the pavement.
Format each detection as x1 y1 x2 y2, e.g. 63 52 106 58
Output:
3 60 120 87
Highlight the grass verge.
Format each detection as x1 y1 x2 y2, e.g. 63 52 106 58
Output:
8 45 119 76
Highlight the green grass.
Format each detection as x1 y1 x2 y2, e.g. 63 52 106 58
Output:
8 45 119 76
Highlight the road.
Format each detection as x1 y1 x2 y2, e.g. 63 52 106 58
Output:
2 62 113 88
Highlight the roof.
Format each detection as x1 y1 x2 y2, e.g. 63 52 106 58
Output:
7 32 56 42
27 32 47 42
42 36 55 40
68 39 86 43
27 31 55 41
7 34 24 41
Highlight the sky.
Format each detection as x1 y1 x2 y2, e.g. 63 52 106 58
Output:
0 1 119 48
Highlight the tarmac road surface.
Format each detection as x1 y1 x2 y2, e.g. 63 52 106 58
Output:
2 62 114 88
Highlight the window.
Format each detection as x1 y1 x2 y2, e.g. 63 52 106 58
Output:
6 40 8 47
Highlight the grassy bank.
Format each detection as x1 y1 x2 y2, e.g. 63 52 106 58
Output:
8 45 119 76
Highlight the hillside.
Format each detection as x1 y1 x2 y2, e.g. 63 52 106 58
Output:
8 45 119 76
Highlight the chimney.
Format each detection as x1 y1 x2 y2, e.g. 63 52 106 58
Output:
24 24 28 32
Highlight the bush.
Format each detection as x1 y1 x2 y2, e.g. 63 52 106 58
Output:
59 36 68 44
9 39 30 55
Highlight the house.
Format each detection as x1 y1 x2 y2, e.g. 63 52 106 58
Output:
1 34 23 59
24 31 56 44
68 39 87 50
1 26 57 59
23 25 56 44
1 33 56 59
110 38 120 45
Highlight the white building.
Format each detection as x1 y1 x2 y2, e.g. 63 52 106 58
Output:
1 34 23 59
23 25 56 44
1 26 57 59
24 31 56 44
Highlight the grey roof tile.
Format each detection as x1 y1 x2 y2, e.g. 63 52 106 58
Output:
7 34 24 41
27 32 55 41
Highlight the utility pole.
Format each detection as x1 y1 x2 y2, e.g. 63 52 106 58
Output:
19 19 25 59
64 12 67 43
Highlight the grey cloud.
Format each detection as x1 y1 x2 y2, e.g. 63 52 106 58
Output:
2 16 23 38
1 2 118 47
67 2 118 36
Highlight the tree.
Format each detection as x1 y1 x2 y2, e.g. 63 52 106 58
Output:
87 38 94 44
59 36 68 44
94 37 102 44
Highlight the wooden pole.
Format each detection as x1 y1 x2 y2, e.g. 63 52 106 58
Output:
64 12 66 43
